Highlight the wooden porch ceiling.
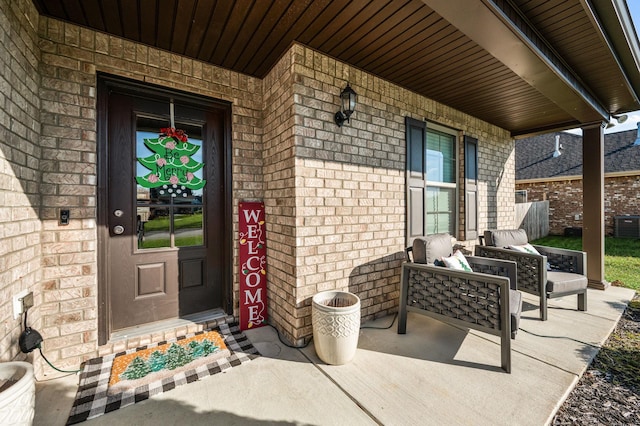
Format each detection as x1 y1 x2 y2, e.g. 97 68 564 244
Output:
32 0 640 137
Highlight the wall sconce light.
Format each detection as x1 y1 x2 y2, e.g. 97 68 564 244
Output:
605 113 628 129
334 83 357 127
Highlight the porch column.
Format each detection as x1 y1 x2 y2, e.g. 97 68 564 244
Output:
581 124 609 290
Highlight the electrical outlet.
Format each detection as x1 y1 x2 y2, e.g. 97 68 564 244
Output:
13 290 32 320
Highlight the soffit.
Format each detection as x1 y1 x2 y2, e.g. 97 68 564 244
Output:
31 0 640 137
511 0 639 117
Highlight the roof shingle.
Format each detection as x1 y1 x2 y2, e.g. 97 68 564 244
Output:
516 126 640 180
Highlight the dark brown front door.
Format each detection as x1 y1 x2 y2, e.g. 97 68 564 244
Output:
99 77 230 337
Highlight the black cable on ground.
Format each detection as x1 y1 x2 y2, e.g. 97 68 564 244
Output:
360 313 398 330
520 328 600 348
267 323 312 349
267 312 398 350
34 372 78 383
37 346 82 374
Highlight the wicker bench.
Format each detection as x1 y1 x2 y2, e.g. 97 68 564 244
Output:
398 234 522 373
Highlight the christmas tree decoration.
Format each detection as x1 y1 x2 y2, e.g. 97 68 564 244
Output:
147 350 166 372
200 339 219 356
164 343 193 370
120 356 151 380
108 330 228 389
187 340 204 358
136 127 206 193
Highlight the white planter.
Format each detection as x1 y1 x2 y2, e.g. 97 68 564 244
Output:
0 362 35 426
312 291 361 365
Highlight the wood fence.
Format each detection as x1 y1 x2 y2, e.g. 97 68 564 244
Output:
516 200 549 241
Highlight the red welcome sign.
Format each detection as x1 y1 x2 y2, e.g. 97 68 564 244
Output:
238 201 267 330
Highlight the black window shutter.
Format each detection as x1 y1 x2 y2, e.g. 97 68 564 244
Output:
406 117 426 246
464 135 479 241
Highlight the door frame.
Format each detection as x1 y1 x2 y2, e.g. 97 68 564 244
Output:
96 73 233 344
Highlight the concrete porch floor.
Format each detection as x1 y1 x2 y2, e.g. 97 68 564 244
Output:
34 286 635 426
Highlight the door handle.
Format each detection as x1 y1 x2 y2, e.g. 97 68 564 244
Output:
113 225 125 235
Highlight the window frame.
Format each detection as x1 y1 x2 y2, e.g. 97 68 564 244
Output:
424 122 459 237
406 117 473 247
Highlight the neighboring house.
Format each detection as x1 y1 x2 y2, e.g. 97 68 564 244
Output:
1 0 640 377
516 127 640 236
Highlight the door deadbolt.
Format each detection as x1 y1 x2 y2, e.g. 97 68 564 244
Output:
113 225 125 235
113 209 124 217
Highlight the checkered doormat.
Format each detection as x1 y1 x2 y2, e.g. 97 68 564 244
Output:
66 323 259 425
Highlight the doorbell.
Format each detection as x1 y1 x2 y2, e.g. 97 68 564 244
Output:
60 209 70 225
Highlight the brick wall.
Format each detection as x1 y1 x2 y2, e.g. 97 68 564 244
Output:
288 46 514 340
0 0 42 362
261 49 299 343
607 175 640 233
517 173 640 235
260 46 514 344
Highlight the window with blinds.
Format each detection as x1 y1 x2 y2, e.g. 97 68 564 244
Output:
405 117 478 245
425 127 457 235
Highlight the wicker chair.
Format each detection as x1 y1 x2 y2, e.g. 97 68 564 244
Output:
399 233 522 373
475 229 587 321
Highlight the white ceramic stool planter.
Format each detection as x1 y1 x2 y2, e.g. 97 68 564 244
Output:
0 361 35 426
312 291 361 365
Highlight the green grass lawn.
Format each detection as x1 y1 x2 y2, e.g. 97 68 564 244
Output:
143 213 203 232
531 236 640 291
139 213 203 248
140 235 203 248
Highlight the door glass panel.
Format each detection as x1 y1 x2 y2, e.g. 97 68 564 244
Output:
135 116 205 250
139 206 171 248
174 207 203 247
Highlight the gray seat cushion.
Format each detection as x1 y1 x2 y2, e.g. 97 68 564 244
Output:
484 229 529 247
509 289 522 334
546 271 588 294
412 234 453 264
